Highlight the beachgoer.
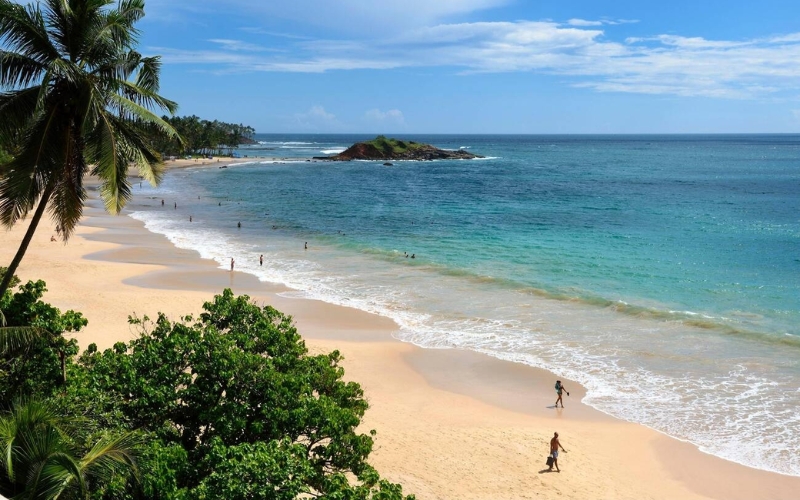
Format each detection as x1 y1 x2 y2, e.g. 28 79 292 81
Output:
50 235 57 242
555 380 570 408
55 224 61 234
189 216 192 222
219 202 221 206
259 254 263 266
174 202 177 209
237 222 241 228
549 432 567 472
230 258 235 271
161 199 164 206
411 254 416 259
304 242 308 250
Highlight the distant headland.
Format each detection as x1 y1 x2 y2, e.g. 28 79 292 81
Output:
317 136 484 161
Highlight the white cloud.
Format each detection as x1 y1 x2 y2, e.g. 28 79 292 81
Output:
152 18 800 99
568 18 639 27
292 106 341 131
208 39 277 52
567 19 604 27
364 108 405 125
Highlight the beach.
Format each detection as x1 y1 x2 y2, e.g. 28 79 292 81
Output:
1 163 798 499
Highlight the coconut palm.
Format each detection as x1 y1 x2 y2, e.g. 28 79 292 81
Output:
0 0 179 297
0 398 141 499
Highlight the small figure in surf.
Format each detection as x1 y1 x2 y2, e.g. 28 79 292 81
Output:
189 216 192 222
174 202 177 209
411 254 416 259
161 199 164 206
237 221 241 228
259 254 263 266
554 380 569 408
304 242 308 250
548 432 567 472
230 258 235 272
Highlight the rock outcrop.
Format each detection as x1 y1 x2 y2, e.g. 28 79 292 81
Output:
317 136 483 161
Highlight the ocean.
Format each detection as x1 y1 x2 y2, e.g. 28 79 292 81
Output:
130 134 800 476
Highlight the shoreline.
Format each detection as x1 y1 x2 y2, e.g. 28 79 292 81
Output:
1 172 798 498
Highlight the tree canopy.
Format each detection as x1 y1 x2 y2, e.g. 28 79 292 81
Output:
0 279 414 499
151 115 256 157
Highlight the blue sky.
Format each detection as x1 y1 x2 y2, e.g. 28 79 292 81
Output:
138 0 800 133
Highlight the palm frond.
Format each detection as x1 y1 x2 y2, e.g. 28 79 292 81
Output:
0 1 59 66
86 110 128 214
0 50 45 89
102 112 166 186
80 431 142 487
0 325 42 355
0 99 71 227
0 86 41 148
107 92 180 138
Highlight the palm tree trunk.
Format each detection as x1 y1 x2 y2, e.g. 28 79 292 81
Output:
0 183 55 297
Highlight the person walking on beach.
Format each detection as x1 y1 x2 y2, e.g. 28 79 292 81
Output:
259 254 263 266
304 242 308 250
555 380 569 408
549 432 567 472
230 258 235 272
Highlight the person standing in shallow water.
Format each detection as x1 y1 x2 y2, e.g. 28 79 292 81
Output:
230 258 235 272
259 254 263 266
554 380 569 408
549 432 567 472
304 242 308 250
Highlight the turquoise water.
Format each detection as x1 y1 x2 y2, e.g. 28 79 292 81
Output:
131 135 800 476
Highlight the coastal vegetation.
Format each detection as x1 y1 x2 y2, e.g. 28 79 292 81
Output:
328 135 483 161
149 115 256 158
0 272 414 499
0 0 179 298
0 1 413 497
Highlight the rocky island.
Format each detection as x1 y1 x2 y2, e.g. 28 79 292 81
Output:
317 136 484 161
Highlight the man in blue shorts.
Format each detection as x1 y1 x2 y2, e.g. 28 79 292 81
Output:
549 432 567 472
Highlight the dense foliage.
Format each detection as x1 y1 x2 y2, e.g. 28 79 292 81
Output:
0 279 413 499
150 115 256 157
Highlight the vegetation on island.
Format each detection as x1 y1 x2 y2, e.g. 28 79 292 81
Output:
148 115 256 158
328 135 483 161
0 270 414 499
0 0 179 298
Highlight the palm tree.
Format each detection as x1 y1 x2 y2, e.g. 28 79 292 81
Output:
0 0 180 297
0 398 140 499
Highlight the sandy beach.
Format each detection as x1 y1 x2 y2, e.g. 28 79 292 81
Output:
1 170 798 500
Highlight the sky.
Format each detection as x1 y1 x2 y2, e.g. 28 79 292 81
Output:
136 0 800 133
